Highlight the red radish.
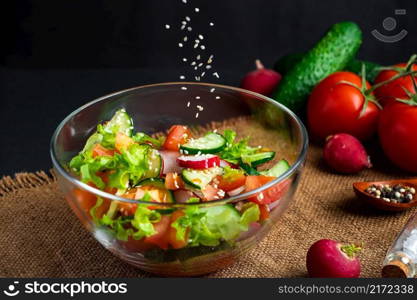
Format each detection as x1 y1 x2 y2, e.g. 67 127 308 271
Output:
173 189 195 203
323 133 371 174
177 154 220 169
240 59 282 96
306 239 361 278
159 150 182 174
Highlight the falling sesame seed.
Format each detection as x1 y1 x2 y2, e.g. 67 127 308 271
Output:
187 101 190 107
178 43 184 47
181 87 187 90
198 63 203 67
183 36 188 42
181 24 186 30
198 34 204 40
209 22 214 26
165 24 170 29
183 58 187 62
194 44 199 49
195 8 200 12
196 55 201 60
195 76 201 81
216 96 221 99
191 61 196 66
210 88 215 93
187 27 192 31
206 65 212 69
200 45 206 50
201 72 206 77
194 66 198 70
195 112 199 118
182 0 187 3
197 105 203 111
194 39 200 43
196 96 201 99
180 75 185 80
182 20 187 25
213 129 218 133
213 72 220 78
185 16 191 21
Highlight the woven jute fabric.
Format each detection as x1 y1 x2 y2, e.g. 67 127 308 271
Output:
0 127 415 278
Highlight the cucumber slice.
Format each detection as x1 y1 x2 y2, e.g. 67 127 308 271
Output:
82 132 103 153
181 167 223 190
103 108 134 137
137 178 175 203
239 162 260 175
241 151 275 167
180 133 226 154
260 159 290 177
201 205 242 240
143 149 162 178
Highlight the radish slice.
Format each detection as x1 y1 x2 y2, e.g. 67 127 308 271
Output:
237 222 261 241
159 150 182 174
177 154 221 169
173 189 195 203
227 185 245 197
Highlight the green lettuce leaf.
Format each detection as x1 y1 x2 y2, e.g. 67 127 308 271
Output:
239 203 260 230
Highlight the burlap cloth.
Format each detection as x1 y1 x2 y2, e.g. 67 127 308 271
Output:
1 120 415 278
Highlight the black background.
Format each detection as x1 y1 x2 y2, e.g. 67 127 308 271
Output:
1 0 416 176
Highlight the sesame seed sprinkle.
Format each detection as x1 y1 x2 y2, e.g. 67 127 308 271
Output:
198 34 204 40
196 96 201 99
216 96 221 99
187 101 190 107
201 72 205 77
183 36 188 42
165 24 170 29
181 87 187 90
191 61 196 66
194 66 198 70
182 0 187 3
200 45 206 50
209 22 214 26
196 55 201 60
178 43 184 47
180 75 185 80
181 24 186 30
213 72 220 78
195 112 199 118
194 43 199 48
195 8 200 12
197 105 203 111
195 76 201 81
210 88 215 93
183 58 187 62
185 16 191 21
187 27 192 31
198 62 203 67
206 65 212 69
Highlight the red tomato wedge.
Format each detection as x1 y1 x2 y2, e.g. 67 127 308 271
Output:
92 144 115 158
168 210 189 249
245 175 290 205
115 132 135 152
199 184 225 201
144 215 171 250
163 125 191 151
217 173 246 192
177 154 220 169
165 172 185 190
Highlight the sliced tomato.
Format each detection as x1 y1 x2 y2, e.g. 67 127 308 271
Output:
73 188 110 219
144 215 171 250
115 132 135 152
217 173 246 192
165 172 185 190
258 204 270 221
92 144 115 158
168 210 189 249
200 184 225 201
163 125 191 151
245 175 289 205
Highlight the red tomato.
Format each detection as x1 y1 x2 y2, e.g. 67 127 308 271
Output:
374 63 417 107
144 215 171 250
163 125 191 151
73 188 110 219
307 72 380 141
167 210 189 249
378 102 417 172
165 172 185 190
258 204 270 221
200 184 224 201
216 173 246 192
92 144 115 158
245 176 290 205
115 132 135 152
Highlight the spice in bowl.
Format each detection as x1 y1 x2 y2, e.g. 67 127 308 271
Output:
365 184 415 203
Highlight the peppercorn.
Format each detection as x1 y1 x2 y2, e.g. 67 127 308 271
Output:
365 184 415 203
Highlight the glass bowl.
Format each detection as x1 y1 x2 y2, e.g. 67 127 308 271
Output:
50 82 308 276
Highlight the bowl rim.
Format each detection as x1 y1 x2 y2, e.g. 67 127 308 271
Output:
50 82 308 207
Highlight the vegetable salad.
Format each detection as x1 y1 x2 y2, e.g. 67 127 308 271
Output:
69 109 290 254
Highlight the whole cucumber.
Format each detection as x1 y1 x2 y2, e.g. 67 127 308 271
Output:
272 22 362 111
274 53 381 82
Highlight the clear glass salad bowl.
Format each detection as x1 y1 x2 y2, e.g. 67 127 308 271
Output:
50 82 308 276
